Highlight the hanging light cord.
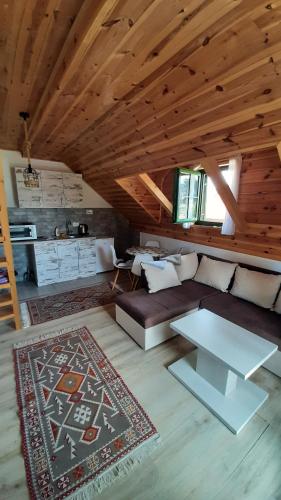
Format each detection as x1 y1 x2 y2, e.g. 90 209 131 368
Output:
22 117 32 172
19 111 39 188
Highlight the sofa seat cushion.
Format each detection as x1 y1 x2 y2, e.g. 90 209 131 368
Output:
200 293 281 349
115 280 220 329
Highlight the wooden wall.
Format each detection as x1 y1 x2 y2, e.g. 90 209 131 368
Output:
133 148 281 261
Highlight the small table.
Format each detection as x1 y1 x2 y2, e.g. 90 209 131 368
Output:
168 309 277 434
126 246 166 258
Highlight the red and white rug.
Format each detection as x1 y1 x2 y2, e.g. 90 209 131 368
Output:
14 326 159 499
21 282 123 327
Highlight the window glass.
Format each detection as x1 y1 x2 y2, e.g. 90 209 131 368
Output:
173 164 231 225
200 168 231 222
177 173 190 221
173 169 201 223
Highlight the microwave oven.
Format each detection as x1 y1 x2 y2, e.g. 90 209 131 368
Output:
9 224 37 241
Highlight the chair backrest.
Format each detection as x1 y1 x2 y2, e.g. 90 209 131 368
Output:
145 240 160 248
131 253 154 276
110 245 118 266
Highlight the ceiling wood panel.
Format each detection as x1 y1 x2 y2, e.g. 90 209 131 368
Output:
1 0 281 238
1 0 83 150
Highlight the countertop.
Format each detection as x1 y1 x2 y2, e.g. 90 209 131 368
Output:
11 235 113 245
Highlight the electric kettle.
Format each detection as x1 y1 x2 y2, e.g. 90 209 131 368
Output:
78 223 88 236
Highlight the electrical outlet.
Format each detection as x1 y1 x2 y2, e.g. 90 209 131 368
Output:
86 209 93 215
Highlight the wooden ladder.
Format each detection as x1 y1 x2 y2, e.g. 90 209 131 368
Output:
0 159 21 330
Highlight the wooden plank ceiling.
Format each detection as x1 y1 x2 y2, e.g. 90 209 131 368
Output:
1 0 281 257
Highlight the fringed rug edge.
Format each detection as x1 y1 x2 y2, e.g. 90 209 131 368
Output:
69 434 161 499
13 325 84 349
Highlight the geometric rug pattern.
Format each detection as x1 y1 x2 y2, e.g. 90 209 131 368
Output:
14 327 159 499
26 282 122 325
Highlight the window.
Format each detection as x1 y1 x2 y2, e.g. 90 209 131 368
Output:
199 167 231 223
173 169 202 223
173 164 230 225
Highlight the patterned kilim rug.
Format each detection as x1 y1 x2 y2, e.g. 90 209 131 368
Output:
14 327 159 499
23 282 123 326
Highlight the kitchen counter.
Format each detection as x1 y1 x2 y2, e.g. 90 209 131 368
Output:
11 235 98 245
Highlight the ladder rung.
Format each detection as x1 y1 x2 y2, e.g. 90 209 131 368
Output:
0 237 4 243
0 258 8 267
0 282 11 289
0 293 13 308
0 308 15 321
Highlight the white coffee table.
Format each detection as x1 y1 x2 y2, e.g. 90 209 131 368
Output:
168 309 277 434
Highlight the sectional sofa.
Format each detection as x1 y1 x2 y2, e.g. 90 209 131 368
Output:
115 253 281 378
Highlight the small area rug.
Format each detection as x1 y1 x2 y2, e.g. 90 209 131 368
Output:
23 282 122 326
14 327 159 499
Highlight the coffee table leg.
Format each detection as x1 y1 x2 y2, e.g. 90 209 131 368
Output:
196 349 238 396
168 350 268 434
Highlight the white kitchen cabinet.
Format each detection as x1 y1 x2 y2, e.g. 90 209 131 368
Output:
62 173 83 207
95 238 114 273
15 167 43 208
78 239 96 277
33 238 96 286
41 171 64 208
15 168 83 208
57 240 79 280
33 241 59 286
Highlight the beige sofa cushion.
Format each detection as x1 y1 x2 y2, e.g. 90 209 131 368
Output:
142 261 181 294
176 252 199 281
231 266 281 309
193 255 237 292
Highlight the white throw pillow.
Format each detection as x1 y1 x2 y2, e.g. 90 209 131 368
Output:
231 266 281 309
273 290 281 314
142 261 181 293
161 254 182 265
193 255 237 292
176 252 198 281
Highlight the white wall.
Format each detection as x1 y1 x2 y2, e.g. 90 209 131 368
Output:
140 232 281 272
1 149 111 208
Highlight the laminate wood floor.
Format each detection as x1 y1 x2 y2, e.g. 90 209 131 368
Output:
0 306 280 500
16 271 118 301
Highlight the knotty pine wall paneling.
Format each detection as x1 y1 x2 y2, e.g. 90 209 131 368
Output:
134 149 281 261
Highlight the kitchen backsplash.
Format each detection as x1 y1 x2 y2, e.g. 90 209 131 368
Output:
7 208 139 281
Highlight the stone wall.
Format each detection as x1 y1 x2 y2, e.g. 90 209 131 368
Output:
6 208 139 281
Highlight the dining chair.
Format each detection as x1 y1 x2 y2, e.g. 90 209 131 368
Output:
131 253 154 290
145 240 160 248
110 245 134 290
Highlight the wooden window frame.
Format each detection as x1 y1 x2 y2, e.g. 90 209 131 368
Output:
173 164 230 227
172 168 202 223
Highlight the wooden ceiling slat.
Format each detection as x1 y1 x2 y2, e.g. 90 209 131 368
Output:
28 0 120 143
41 0 277 162
62 17 272 164
34 0 259 158
2 0 281 238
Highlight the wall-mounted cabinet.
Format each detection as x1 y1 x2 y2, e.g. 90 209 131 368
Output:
15 168 83 208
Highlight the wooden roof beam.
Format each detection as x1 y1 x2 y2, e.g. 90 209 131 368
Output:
138 173 172 216
116 176 161 223
200 157 248 233
28 0 119 143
